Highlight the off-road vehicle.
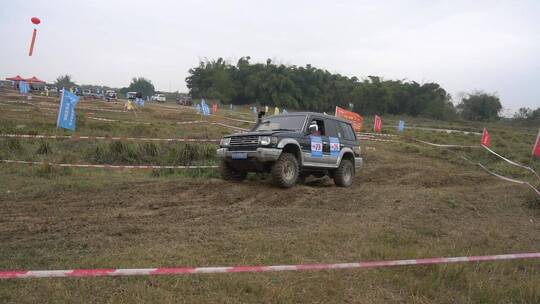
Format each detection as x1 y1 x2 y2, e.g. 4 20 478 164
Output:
217 112 363 188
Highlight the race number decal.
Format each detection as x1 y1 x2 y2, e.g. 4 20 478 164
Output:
329 137 340 156
310 136 323 157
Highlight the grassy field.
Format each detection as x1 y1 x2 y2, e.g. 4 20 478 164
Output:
0 89 539 303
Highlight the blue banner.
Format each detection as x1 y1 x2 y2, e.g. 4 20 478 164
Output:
57 89 80 130
310 136 323 157
398 120 405 132
19 81 30 95
200 98 210 116
329 137 340 156
202 103 210 116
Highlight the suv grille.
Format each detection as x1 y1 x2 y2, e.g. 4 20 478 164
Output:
230 136 259 146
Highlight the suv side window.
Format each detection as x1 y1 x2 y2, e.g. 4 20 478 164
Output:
309 117 326 136
325 119 341 138
339 122 356 141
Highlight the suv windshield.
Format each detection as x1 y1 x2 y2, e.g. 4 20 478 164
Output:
253 115 306 132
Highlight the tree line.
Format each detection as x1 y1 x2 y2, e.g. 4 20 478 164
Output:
186 57 509 121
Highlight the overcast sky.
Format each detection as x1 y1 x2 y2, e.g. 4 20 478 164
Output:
1 0 538 113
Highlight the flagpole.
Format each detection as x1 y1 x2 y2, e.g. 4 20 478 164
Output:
56 88 65 129
531 128 540 164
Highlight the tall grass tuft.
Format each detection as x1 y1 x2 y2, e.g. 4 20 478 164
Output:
36 140 52 155
165 143 217 165
108 141 139 163
2 138 24 153
140 142 160 159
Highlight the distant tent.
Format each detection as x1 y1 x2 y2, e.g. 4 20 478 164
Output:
25 76 45 83
5 75 25 82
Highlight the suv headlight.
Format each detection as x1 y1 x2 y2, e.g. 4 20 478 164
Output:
220 138 231 146
259 136 277 146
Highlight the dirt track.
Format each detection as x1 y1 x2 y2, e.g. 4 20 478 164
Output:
0 90 539 303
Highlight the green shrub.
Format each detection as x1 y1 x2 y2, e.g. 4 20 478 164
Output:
108 141 139 163
2 138 24 153
36 140 52 155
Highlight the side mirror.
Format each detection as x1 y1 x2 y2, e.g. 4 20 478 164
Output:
308 125 318 134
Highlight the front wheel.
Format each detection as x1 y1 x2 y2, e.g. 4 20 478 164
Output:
333 159 354 187
220 161 247 181
271 153 299 188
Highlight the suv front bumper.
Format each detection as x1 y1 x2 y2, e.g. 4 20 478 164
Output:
217 148 282 162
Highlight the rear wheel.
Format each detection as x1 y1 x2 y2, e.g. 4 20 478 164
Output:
220 161 247 181
333 159 354 187
271 153 299 188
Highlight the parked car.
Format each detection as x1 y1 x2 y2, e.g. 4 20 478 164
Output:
176 95 192 106
217 112 363 188
151 94 166 102
104 90 117 101
126 92 137 100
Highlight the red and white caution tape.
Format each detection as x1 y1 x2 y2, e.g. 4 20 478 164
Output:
210 122 250 132
79 107 126 113
214 115 256 124
482 145 540 183
358 132 397 138
0 160 217 170
405 126 482 135
461 156 540 196
0 99 127 113
414 138 480 149
358 136 398 143
0 100 36 106
1 252 538 280
176 120 206 125
0 133 219 143
87 116 152 125
2 108 31 112
87 115 247 131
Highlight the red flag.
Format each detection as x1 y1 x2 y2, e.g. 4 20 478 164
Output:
212 104 218 114
335 106 364 132
481 128 491 147
533 128 540 158
374 115 382 133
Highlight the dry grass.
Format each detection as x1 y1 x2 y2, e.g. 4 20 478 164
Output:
0 89 539 303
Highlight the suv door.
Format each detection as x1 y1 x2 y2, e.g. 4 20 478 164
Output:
301 115 333 167
324 118 342 167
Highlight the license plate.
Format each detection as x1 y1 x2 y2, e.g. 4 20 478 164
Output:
231 152 248 160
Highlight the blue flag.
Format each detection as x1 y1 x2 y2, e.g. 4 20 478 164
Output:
252 106 257 114
200 99 209 116
201 99 210 116
19 81 30 95
57 89 80 130
398 120 405 132
196 103 201 113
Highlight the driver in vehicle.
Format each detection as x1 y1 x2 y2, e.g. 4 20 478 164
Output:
309 121 321 136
